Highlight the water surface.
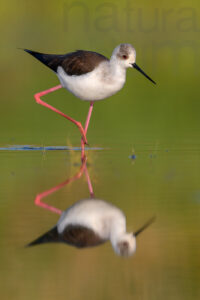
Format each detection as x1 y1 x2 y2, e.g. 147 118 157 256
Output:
1 139 199 300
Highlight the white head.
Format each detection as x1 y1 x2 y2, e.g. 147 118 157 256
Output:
111 43 136 68
113 233 136 257
111 43 156 84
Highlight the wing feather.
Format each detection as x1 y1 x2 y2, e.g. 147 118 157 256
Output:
24 49 108 75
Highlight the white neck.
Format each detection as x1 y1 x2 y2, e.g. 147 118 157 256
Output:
109 56 127 79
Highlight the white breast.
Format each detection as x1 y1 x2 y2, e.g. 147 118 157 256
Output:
57 62 126 101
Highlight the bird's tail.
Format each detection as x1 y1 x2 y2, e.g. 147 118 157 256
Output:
23 49 59 72
26 226 60 247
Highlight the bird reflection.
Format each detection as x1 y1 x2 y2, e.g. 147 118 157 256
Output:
28 157 155 257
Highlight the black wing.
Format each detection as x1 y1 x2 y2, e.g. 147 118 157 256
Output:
24 49 108 76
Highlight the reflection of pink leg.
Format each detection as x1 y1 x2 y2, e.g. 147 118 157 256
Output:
35 191 62 215
34 85 88 145
84 166 94 198
81 101 94 161
35 157 87 214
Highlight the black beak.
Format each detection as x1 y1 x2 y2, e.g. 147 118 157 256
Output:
134 216 156 237
132 63 156 85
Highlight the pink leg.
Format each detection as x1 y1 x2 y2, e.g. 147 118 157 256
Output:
35 157 87 214
84 101 94 134
34 85 88 145
81 101 94 161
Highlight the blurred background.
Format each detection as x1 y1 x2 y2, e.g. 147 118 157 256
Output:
0 0 200 299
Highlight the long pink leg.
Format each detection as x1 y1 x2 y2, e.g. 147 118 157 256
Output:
34 85 88 145
84 166 94 197
81 101 94 161
35 157 87 214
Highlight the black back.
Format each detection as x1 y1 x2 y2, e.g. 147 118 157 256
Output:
24 49 108 76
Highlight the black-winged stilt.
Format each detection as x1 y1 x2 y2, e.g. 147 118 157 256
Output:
24 44 156 159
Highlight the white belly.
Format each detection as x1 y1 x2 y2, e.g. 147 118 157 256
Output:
57 65 126 101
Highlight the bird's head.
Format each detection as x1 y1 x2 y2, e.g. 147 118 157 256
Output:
111 43 136 67
111 43 156 84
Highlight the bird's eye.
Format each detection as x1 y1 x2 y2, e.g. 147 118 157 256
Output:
122 55 128 59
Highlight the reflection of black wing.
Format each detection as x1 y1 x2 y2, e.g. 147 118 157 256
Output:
61 225 106 248
24 49 108 75
26 226 59 247
26 225 106 248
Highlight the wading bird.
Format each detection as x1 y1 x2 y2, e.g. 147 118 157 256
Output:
24 44 156 159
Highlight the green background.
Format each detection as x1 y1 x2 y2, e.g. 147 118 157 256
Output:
1 0 200 147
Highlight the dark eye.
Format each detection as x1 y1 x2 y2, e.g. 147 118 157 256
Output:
122 55 128 59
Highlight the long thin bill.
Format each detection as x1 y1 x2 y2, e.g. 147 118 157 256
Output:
134 216 156 237
132 63 156 85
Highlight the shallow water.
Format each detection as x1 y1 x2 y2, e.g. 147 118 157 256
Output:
1 139 200 300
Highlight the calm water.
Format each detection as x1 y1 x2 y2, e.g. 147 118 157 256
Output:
0 139 200 300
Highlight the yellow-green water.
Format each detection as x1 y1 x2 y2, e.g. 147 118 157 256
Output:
0 0 200 299
1 146 200 300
